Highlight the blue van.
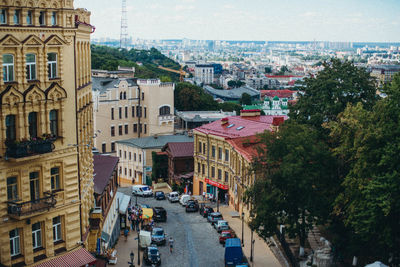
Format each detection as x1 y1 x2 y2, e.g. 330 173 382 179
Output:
224 238 243 266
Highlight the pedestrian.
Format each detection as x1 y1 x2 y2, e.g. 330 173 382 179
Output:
168 237 174 253
124 228 129 241
202 191 206 201
131 215 135 231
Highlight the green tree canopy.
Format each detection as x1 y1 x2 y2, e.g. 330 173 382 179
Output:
239 93 252 105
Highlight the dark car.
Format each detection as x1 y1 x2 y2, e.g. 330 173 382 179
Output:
200 206 214 218
151 227 166 245
143 246 161 266
153 207 167 222
219 230 236 245
154 191 166 200
185 201 199 212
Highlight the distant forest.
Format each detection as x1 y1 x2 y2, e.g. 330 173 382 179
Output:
91 45 180 81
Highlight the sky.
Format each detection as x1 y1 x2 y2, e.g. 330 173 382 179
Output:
74 0 400 42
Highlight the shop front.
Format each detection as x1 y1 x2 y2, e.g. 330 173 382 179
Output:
205 178 228 203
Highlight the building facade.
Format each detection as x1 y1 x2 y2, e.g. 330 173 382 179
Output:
0 1 94 266
162 142 194 188
194 64 214 85
92 78 174 154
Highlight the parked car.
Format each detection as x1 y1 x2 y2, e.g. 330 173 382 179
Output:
143 246 161 266
154 191 166 200
179 194 191 206
138 203 151 209
200 205 214 218
219 230 236 245
207 212 223 225
214 220 230 233
225 238 244 267
153 207 167 222
185 201 199 212
132 185 153 197
167 192 179 203
151 227 166 245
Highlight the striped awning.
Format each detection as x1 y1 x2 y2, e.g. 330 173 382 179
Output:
34 247 96 267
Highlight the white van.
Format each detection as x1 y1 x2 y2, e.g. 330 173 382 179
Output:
132 185 153 197
179 194 191 206
167 192 179 203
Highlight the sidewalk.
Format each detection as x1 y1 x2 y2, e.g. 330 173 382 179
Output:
113 227 141 267
218 205 283 267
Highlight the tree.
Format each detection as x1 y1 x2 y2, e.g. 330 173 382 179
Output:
151 152 168 182
290 59 377 134
227 80 245 88
174 82 219 111
265 67 272 73
239 93 252 105
218 102 242 114
247 122 337 256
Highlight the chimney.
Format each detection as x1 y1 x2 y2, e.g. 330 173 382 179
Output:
221 117 229 125
240 109 261 117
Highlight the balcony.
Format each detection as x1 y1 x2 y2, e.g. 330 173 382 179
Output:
158 114 174 125
7 192 57 220
89 207 103 230
5 138 55 159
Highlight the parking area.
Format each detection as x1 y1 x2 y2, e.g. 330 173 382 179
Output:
114 187 225 267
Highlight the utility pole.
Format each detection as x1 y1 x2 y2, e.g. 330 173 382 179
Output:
120 0 128 49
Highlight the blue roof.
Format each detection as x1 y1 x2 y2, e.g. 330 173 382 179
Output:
225 238 242 248
203 85 260 100
116 134 193 149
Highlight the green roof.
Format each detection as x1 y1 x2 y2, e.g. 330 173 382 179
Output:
273 96 279 101
116 134 193 149
243 104 263 110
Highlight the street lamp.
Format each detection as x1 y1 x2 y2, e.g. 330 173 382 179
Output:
241 211 245 247
129 251 135 267
250 230 254 262
137 231 141 266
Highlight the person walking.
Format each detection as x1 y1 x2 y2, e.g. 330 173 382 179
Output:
124 228 129 241
168 237 174 253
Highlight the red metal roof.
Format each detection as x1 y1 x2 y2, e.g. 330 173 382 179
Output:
34 247 96 267
227 136 263 162
194 115 287 139
266 75 303 78
165 142 194 158
260 90 295 99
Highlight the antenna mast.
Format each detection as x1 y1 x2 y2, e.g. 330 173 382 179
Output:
120 0 128 49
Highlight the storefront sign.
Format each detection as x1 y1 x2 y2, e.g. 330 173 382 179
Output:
205 178 228 190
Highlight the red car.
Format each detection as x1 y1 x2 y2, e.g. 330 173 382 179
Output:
219 230 235 245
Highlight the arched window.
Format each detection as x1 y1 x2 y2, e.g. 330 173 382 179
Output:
159 106 170 116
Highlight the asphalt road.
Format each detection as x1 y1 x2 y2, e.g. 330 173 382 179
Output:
119 187 225 267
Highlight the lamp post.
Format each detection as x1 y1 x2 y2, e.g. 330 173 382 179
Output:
129 251 135 267
250 230 254 262
216 187 219 212
137 231 140 266
241 211 245 247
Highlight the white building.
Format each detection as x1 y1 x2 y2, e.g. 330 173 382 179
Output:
195 64 214 84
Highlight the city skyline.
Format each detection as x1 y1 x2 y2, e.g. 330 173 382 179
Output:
75 0 400 43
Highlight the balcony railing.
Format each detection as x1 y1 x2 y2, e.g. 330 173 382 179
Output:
7 192 57 219
5 138 55 159
158 114 174 124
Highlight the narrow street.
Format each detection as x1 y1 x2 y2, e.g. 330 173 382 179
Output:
114 187 225 267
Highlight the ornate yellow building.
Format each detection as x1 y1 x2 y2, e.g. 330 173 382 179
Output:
0 1 94 266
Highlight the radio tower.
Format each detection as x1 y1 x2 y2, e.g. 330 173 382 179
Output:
120 0 128 49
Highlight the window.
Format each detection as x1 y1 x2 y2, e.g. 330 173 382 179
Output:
144 124 147 134
6 114 16 141
111 126 115 136
102 143 106 153
203 143 206 155
198 142 202 153
123 92 126 99
30 171 40 201
3 54 14 82
139 154 141 162
136 106 142 117
111 142 115 152
50 110 58 136
129 152 131 160
159 106 170 116
26 10 32 25
124 125 128 134
10 229 20 257
202 164 205 175
224 171 229 182
125 107 128 118
141 92 144 100
13 10 20 25
51 167 60 191
124 151 126 159
218 169 222 180
119 125 122 135
197 163 200 173
39 11 45 25
51 12 57 25
53 216 62 242
218 147 222 160
211 167 215 178
133 124 137 133
124 168 127 175
212 146 216 158
144 107 147 118
32 222 42 249
119 92 123 100
131 106 135 117
119 150 121 157
119 107 122 119
26 53 36 80
47 53 57 78
111 108 114 120
134 153 136 161
28 112 38 138
225 149 229 162
139 123 142 133
129 169 132 177
7 176 18 201
0 9 6 24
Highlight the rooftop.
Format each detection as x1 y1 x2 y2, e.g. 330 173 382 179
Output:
260 90 296 99
93 154 119 195
163 142 194 158
194 115 287 139
92 77 136 94
116 134 193 149
227 136 262 162
176 110 236 122
203 85 260 100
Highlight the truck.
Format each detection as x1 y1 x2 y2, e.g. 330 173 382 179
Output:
224 238 244 267
139 230 152 249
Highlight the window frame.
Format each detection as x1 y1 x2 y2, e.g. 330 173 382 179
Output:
50 167 61 191
9 229 21 257
39 11 45 25
49 109 58 136
52 216 62 242
6 114 16 141
111 126 115 137
3 54 14 82
51 11 57 26
26 53 37 81
26 10 32 25
32 222 42 249
0 9 7 24
47 52 58 79
30 171 40 201
28 112 38 138
13 9 20 25
124 124 128 134
7 176 19 201
111 107 114 120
